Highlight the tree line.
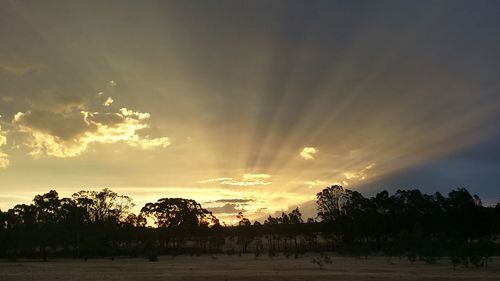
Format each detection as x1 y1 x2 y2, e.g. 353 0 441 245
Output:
0 185 499 266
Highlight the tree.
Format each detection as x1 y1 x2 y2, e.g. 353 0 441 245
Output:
123 213 147 228
140 198 218 228
32 190 63 261
447 188 488 241
0 186 498 261
72 188 134 223
288 208 303 224
264 215 279 225
33 190 62 224
316 185 350 222
235 212 253 252
236 212 251 226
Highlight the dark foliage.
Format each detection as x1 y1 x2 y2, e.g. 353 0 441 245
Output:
0 185 499 266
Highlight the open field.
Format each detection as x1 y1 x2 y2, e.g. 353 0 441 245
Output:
1 255 500 281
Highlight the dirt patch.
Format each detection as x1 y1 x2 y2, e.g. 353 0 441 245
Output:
1 255 499 281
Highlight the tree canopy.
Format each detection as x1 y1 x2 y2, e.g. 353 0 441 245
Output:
140 198 219 228
0 185 498 265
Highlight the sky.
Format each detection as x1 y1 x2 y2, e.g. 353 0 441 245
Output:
1 0 499 223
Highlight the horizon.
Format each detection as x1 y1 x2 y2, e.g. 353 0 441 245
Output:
0 185 496 226
1 1 500 224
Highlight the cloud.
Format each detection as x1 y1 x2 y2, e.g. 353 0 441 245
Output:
343 163 376 181
0 122 8 169
27 95 86 113
109 80 117 87
304 180 327 189
199 173 271 186
119 108 151 120
103 97 114 107
300 147 318 160
12 102 170 158
208 203 245 214
13 110 91 141
304 163 376 189
305 180 347 189
214 198 255 204
242 173 270 181
198 177 234 184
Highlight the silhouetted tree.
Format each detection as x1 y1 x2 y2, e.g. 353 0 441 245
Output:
236 211 251 226
0 186 498 263
316 185 350 222
235 212 253 252
72 188 134 223
141 198 218 228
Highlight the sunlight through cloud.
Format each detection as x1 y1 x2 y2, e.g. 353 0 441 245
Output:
304 180 327 189
343 163 375 181
199 174 272 187
300 147 318 160
103 97 114 107
12 99 170 158
0 120 9 168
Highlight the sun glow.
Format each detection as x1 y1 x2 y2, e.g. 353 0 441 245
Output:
1 1 499 223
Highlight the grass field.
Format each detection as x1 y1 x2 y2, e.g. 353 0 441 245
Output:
1 254 499 281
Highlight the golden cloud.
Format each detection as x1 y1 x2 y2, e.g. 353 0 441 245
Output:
343 163 375 181
300 146 318 160
103 97 114 107
13 106 170 158
303 163 376 190
304 180 327 189
197 177 233 184
0 122 8 168
199 173 272 186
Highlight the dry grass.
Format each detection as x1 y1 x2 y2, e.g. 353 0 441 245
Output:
1 254 500 281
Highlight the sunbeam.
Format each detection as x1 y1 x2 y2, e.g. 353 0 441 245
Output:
1 1 500 222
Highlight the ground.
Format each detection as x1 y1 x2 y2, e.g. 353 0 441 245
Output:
1 254 500 281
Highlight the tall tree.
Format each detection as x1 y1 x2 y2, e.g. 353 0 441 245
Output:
316 185 351 222
72 188 134 223
140 198 218 228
